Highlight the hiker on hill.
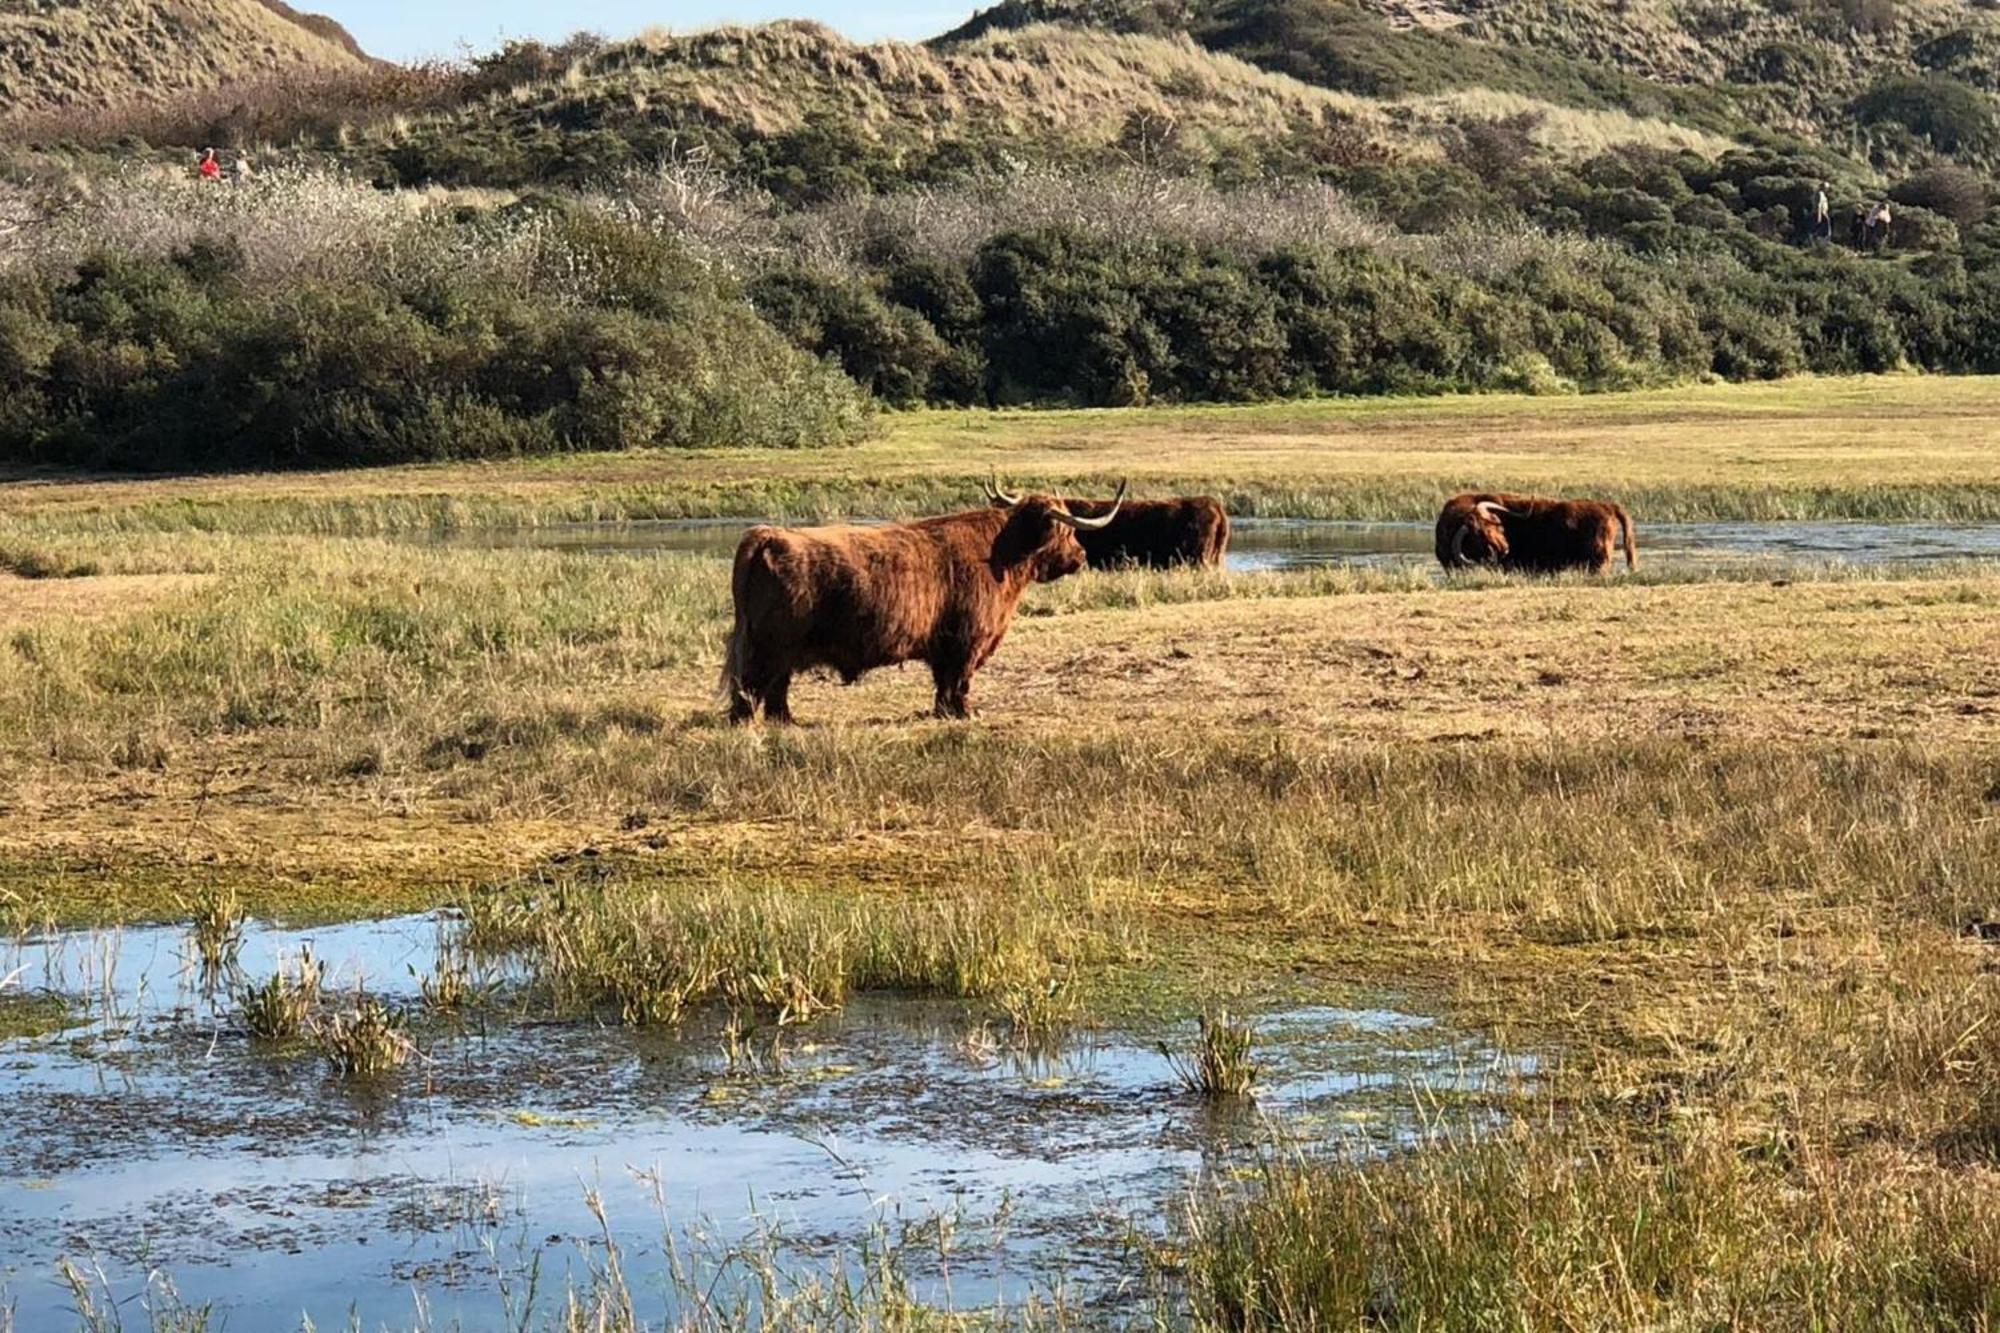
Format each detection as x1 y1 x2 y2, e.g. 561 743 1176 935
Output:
197 148 222 182
1866 200 1893 250
1849 203 1867 247
231 153 254 185
1811 182 1831 241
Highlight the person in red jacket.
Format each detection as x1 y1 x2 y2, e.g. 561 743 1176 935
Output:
197 148 222 182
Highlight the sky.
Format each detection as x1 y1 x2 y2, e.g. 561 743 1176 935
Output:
309 3 983 61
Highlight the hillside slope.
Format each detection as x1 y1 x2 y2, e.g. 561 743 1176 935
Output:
362 19 1733 190
0 0 366 116
945 0 2000 162
1375 0 2000 137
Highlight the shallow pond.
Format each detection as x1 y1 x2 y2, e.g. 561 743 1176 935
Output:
466 517 2000 574
0 914 1526 1329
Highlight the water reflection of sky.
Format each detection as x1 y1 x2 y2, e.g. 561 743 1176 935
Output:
1 914 1528 1329
457 517 2000 574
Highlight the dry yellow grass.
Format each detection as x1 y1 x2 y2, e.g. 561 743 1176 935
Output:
1407 88 1737 158
0 572 209 630
0 0 363 117
413 18 1728 170
0 545 1993 913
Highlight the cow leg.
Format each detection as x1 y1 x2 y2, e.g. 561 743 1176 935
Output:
930 657 974 720
763 670 796 725
728 641 795 725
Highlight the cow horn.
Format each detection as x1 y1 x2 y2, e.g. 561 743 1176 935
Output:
1451 524 1474 566
1474 500 1509 520
1054 480 1127 531
986 471 1022 508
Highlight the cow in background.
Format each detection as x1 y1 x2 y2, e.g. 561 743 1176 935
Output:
1049 491 1230 570
1435 492 1636 575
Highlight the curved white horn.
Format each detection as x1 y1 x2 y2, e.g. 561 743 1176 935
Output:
1053 480 1128 531
987 470 1022 507
1474 500 1509 520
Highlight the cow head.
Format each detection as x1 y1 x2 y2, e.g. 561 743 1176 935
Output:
1450 500 1511 567
985 476 1127 581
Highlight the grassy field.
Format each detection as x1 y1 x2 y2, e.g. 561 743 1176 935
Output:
5 376 2000 1326
7 376 2000 560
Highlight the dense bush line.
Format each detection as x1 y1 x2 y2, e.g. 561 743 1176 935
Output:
1 136 1997 469
749 221 2000 408
739 143 2000 407
0 191 871 470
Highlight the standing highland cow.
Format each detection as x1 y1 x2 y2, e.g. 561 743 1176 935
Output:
723 481 1125 723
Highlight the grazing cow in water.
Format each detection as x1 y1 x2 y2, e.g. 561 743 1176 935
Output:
723 480 1126 723
1041 491 1231 570
1435 492 1637 575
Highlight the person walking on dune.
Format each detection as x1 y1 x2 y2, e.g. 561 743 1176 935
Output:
197 148 222 182
1867 200 1893 250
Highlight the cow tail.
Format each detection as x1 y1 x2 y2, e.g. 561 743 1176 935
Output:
1211 509 1232 568
1618 505 1638 571
719 534 763 712
719 613 751 710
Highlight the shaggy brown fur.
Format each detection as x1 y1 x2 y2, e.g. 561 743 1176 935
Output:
1435 492 1637 575
724 496 1102 723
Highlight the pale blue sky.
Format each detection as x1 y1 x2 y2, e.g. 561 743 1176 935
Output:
311 3 982 61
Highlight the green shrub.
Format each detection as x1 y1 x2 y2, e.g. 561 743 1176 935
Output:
749 268 951 406
1891 166 1991 228
1853 76 1998 155
0 221 872 471
1888 203 1964 253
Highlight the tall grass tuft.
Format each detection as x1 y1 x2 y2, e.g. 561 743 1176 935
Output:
416 931 481 1013
181 885 244 977
1179 1120 2000 1329
1165 1010 1260 1100
236 947 323 1041
313 990 413 1078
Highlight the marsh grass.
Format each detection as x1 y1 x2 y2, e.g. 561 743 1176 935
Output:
1165 1011 1260 1100
1178 1121 2000 1330
415 932 481 1014
58 1258 214 1333
179 885 243 978
537 1180 1088 1333
14 476 2000 545
998 975 1084 1050
313 990 414 1078
236 947 323 1042
460 875 1121 1030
